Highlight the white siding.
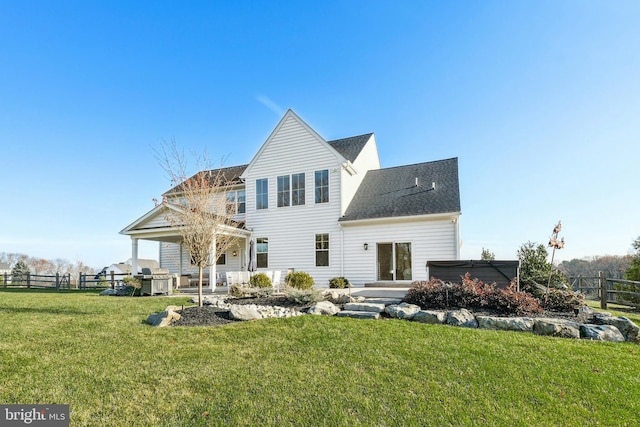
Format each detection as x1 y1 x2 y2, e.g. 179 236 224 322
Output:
243 113 346 286
341 217 459 285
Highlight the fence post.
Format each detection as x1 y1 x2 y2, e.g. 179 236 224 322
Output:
27 272 31 288
110 271 115 289
577 274 583 292
79 272 84 289
599 271 607 309
56 273 60 290
3 272 6 288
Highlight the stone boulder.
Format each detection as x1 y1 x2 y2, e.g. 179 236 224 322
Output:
580 324 625 342
385 303 421 320
336 311 380 320
343 302 386 313
146 309 181 327
591 313 639 342
229 305 262 321
308 301 340 316
533 318 580 339
477 316 534 333
413 310 447 324
323 291 365 304
446 309 478 328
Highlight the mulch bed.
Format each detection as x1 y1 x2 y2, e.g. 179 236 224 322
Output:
170 294 588 327
171 296 310 327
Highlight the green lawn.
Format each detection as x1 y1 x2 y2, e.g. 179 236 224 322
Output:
1 289 638 426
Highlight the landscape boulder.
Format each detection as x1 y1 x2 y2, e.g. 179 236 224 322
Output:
580 324 625 342
385 303 421 320
308 301 340 316
476 316 534 333
229 305 262 321
413 310 447 324
446 309 478 328
591 313 639 342
146 309 181 327
533 318 580 339
343 302 386 313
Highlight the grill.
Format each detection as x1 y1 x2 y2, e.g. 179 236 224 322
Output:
136 268 172 296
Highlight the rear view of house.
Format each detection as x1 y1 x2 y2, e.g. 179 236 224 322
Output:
121 110 461 288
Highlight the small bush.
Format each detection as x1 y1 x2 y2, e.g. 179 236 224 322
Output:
541 289 586 312
403 273 543 316
230 283 273 298
250 273 272 288
285 271 314 290
284 287 323 305
328 277 351 289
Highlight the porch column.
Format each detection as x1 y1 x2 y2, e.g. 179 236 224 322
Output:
131 238 139 275
209 236 217 292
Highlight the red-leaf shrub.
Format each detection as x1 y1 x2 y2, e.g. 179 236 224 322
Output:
403 273 543 315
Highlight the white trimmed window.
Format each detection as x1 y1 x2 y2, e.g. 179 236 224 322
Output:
315 233 329 267
315 170 329 204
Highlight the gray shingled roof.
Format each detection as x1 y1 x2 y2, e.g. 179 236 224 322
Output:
340 158 460 221
327 133 373 163
164 164 249 196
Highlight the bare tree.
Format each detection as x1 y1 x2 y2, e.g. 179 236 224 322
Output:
156 141 239 306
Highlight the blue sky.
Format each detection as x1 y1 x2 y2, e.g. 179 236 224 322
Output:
1 1 638 269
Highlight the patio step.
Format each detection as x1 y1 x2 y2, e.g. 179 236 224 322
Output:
343 302 386 313
336 310 381 320
363 298 403 306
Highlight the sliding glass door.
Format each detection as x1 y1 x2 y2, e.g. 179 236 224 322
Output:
376 242 412 281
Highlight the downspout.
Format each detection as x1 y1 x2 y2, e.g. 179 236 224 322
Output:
339 224 344 278
454 216 461 260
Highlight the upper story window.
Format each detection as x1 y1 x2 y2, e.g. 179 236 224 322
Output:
292 173 305 206
278 173 306 207
256 178 268 210
277 175 290 207
315 170 329 204
225 190 246 215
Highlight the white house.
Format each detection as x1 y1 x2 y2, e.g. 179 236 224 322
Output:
121 110 461 288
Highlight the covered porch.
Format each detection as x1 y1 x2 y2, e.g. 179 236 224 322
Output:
120 204 252 292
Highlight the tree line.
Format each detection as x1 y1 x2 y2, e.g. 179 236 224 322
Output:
0 252 96 278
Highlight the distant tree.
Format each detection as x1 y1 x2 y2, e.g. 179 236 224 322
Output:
517 241 568 295
157 141 239 306
558 255 631 279
11 259 31 285
481 248 495 260
625 236 640 282
30 258 53 275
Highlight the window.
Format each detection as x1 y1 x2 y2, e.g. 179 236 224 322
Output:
292 173 305 206
277 175 290 207
315 170 329 203
315 234 329 267
225 192 236 215
278 173 305 207
237 190 246 214
226 190 246 214
256 178 268 210
216 253 226 265
257 237 268 268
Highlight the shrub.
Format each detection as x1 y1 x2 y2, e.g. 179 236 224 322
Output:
403 274 543 316
250 273 272 288
230 283 273 298
122 276 141 296
328 277 351 289
285 271 314 290
541 289 586 312
284 287 323 305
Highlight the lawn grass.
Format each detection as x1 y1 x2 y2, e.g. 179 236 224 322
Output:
0 289 639 426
